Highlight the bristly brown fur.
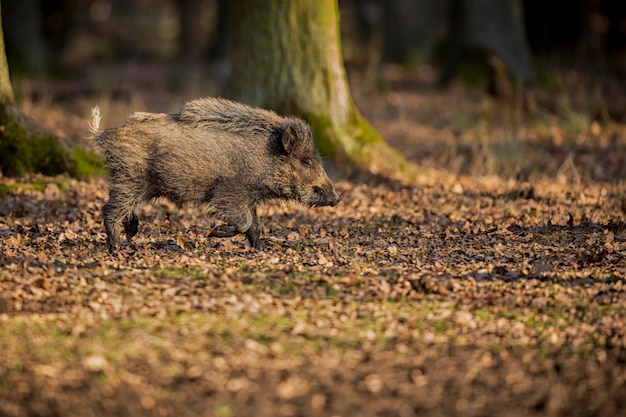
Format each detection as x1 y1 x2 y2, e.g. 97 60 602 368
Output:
93 97 341 253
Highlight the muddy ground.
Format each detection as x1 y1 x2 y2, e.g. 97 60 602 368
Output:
1 65 625 416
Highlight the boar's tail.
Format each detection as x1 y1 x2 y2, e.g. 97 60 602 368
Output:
89 105 102 139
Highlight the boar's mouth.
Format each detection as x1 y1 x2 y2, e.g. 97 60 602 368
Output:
309 186 342 208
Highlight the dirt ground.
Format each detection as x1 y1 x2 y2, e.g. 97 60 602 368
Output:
1 65 625 417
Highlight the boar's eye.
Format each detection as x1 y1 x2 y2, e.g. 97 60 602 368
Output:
301 158 314 169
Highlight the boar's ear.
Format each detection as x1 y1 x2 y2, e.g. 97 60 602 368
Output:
279 124 298 155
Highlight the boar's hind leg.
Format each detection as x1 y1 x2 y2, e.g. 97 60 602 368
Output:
123 213 139 239
244 208 264 250
208 207 264 250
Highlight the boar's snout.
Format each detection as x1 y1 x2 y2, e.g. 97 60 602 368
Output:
329 192 342 207
311 185 342 208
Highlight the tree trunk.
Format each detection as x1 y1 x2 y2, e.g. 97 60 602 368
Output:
229 0 415 177
0 3 70 176
3 0 50 74
383 0 448 64
0 2 14 105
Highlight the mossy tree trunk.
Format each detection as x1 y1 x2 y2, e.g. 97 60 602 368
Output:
0 3 70 176
0 4 15 106
229 0 415 177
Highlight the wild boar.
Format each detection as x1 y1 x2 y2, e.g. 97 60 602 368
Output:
91 97 341 253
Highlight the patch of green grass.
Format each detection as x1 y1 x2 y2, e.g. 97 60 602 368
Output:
303 274 339 298
218 330 234 344
255 335 276 346
412 320 427 331
0 178 68 196
474 309 493 319
154 267 205 280
0 183 22 196
433 319 451 333
249 315 293 330
0 379 14 394
290 243 307 252
243 281 263 293
523 208 539 219
489 343 503 355
214 404 233 417
359 316 384 332
119 317 148 331
95 373 109 386
274 280 297 295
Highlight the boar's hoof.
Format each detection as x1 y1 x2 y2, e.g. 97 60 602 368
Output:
246 232 265 251
106 241 116 254
123 214 139 239
209 224 240 238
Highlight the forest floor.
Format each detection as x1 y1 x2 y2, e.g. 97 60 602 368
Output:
1 64 625 417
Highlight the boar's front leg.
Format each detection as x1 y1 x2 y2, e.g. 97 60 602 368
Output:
102 186 144 253
208 206 264 250
244 207 263 250
103 201 130 253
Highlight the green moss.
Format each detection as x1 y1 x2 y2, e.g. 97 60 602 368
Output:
304 112 337 159
0 107 70 176
0 125 69 176
0 106 104 178
305 108 387 170
349 109 381 145
70 148 106 177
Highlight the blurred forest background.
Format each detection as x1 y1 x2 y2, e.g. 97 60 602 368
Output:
3 0 624 89
2 0 626 178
